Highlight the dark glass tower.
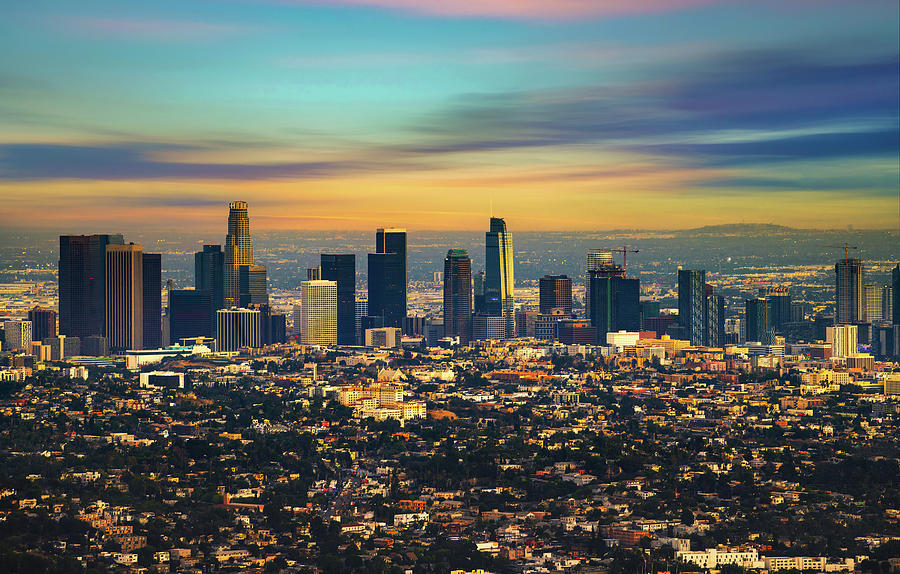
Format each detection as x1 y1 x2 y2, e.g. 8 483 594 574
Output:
760 286 791 332
368 228 406 329
443 249 473 345
485 217 515 338
539 275 572 315
473 270 485 315
58 234 124 338
321 254 356 345
239 264 268 307
677 269 706 346
745 297 773 344
705 291 725 347
28 307 57 342
195 245 225 311
169 289 213 344
835 258 864 325
142 253 162 349
588 273 640 344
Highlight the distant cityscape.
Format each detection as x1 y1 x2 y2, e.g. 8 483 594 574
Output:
0 201 898 573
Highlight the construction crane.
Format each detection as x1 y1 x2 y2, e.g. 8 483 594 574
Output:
611 246 640 272
826 243 857 262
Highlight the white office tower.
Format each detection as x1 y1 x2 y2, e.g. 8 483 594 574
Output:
301 280 337 346
827 324 858 359
216 307 261 351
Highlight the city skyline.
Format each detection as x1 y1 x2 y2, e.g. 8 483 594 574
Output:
1 1 898 231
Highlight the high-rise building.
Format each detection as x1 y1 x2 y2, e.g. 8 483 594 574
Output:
195 245 225 311
59 234 124 338
745 297 772 344
893 264 900 325
301 280 337 346
368 228 406 329
216 307 261 351
27 307 56 342
863 283 882 322
355 294 368 345
835 258 864 324
759 286 791 331
588 273 640 344
4 320 32 351
307 267 321 281
586 251 614 319
677 269 706 346
106 243 143 351
473 270 486 315
539 275 572 315
485 217 515 338
142 253 162 349
321 254 356 345
443 249 472 346
169 290 214 344
224 201 252 307
827 324 858 359
238 264 268 307
472 314 506 341
883 285 894 325
705 293 725 348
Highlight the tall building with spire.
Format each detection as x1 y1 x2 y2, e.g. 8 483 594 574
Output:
224 201 252 307
443 249 472 345
485 217 515 338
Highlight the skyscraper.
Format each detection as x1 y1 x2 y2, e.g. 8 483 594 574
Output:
355 294 368 345
705 292 725 348
238 264 268 307
443 249 472 346
28 307 56 342
224 201 252 307
745 297 772 344
588 273 640 344
827 324 858 359
321 254 356 345
217 307 261 351
301 280 337 345
835 258 864 324
864 283 882 322
677 269 706 346
485 217 515 338
539 275 573 315
142 253 162 349
368 228 406 329
883 285 894 325
585 251 614 319
759 286 791 332
473 270 485 315
169 290 213 344
106 243 143 351
893 264 900 325
195 244 225 311
3 320 32 351
58 234 124 338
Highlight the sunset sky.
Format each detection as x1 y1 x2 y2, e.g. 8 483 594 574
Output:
1 0 898 232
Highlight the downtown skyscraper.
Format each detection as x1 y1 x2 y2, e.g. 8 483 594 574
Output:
678 269 706 346
195 244 225 311
224 201 252 307
321 254 356 345
835 257 865 325
367 228 406 329
443 249 472 346
58 234 124 338
485 217 515 338
106 243 143 351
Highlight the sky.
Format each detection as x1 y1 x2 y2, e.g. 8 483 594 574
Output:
0 0 898 232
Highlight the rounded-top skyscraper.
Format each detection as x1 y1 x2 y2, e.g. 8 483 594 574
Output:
225 201 253 307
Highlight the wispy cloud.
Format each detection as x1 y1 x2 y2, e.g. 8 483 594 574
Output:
55 16 256 41
287 0 718 20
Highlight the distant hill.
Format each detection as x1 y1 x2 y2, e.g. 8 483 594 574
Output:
682 223 797 235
